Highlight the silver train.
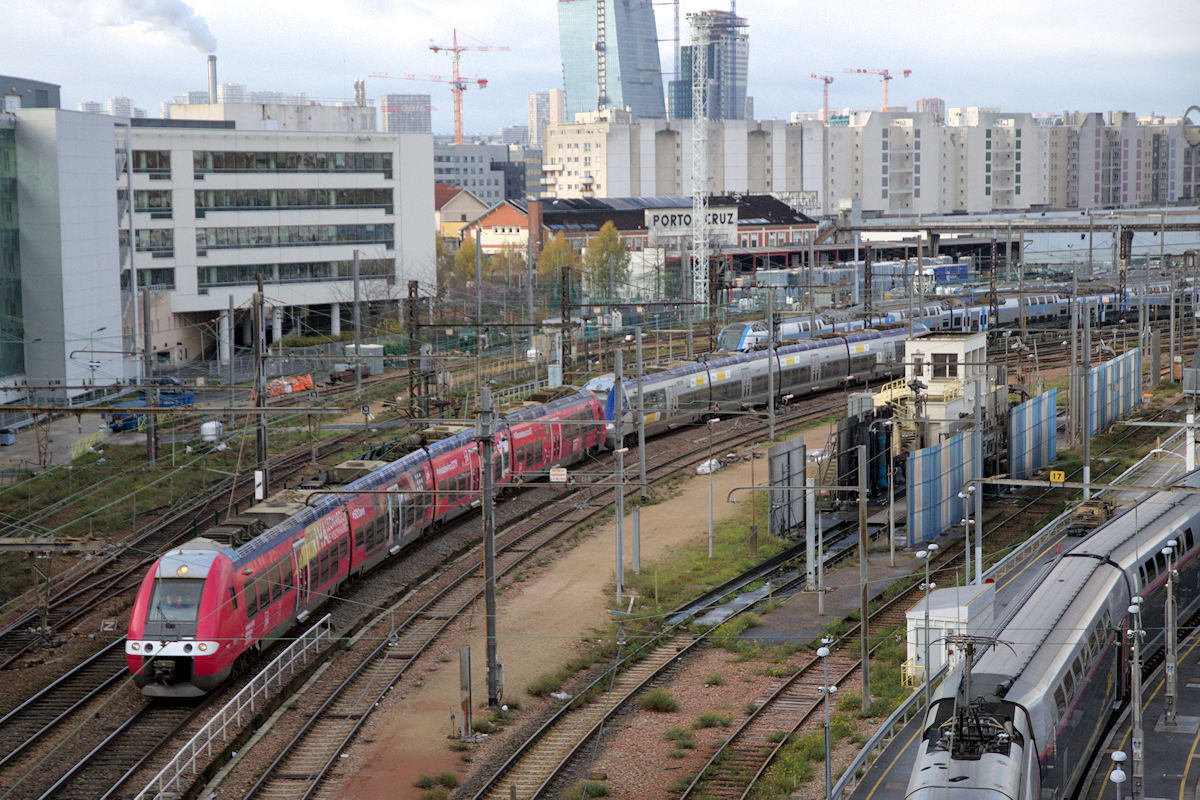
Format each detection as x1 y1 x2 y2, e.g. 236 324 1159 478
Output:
906 474 1200 799
718 281 1194 351
599 324 926 447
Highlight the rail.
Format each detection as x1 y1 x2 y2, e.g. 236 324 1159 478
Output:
133 614 334 800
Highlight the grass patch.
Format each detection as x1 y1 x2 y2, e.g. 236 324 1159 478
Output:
527 672 565 698
419 788 450 800
414 771 459 789
695 711 733 729
664 727 696 749
710 613 762 652
565 780 611 799
704 672 725 686
639 688 680 712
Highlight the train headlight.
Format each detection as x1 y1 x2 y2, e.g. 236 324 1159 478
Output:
144 643 153 653
176 564 189 576
198 643 208 652
183 643 193 653
131 642 140 651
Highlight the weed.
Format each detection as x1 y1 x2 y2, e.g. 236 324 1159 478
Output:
639 688 680 712
414 771 458 790
526 672 563 697
419 788 450 800
766 730 788 743
838 691 862 712
664 727 696 748
471 718 498 734
565 780 612 799
704 672 725 686
743 702 760 716
695 711 733 728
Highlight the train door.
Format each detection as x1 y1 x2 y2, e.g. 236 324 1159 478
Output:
386 488 403 552
550 420 564 463
293 538 310 613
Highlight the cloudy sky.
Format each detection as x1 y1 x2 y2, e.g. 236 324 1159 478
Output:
8 0 1198 134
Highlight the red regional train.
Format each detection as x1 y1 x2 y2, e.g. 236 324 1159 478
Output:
127 390 604 696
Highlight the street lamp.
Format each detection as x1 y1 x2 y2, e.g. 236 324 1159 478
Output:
1163 541 1178 726
916 543 938 713
1128 595 1145 799
957 485 978 583
817 637 838 800
1110 751 1127 800
707 417 721 559
88 326 107 386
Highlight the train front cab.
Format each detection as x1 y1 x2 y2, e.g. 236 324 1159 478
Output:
127 544 234 697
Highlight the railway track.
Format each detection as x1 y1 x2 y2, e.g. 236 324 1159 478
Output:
209 395 849 800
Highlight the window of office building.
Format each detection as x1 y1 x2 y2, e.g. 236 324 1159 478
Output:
196 223 394 251
192 151 393 176
198 258 393 288
194 188 393 214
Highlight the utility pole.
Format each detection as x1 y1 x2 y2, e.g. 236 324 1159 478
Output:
614 348 625 603
526 227 535 345
475 228 483 398
1083 298 1092 500
406 280 420 414
808 236 817 336
254 275 269 494
478 386 501 706
560 265 572 374
141 288 157 466
228 294 236 414
857 443 871 714
767 290 776 441
863 245 873 321
352 249 362 396
635 327 647 502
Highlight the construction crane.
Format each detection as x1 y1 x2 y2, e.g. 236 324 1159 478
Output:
810 73 834 124
369 70 483 140
843 68 912 112
428 28 510 144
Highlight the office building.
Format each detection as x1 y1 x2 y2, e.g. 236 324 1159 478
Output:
381 94 432 134
669 9 748 120
166 100 376 132
499 125 529 146
106 97 147 119
0 118 21 380
78 101 105 114
557 0 666 120
1 76 61 111
434 143 530 205
916 98 946 123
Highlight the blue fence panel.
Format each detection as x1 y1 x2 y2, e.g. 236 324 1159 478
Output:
1009 388 1058 479
906 429 979 545
1087 349 1141 435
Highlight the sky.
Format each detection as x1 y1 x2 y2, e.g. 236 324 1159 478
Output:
7 0 1199 135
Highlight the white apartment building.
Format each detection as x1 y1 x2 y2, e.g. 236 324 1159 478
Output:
122 121 433 363
544 108 1199 215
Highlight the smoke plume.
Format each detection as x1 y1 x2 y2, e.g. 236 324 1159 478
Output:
50 0 218 53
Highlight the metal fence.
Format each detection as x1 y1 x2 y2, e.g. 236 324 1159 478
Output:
134 614 334 800
1009 388 1058 479
1087 348 1142 435
906 429 980 545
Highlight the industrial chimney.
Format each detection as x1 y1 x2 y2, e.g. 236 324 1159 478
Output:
207 55 217 103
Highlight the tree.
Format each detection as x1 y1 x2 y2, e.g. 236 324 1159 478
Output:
449 235 479 288
435 237 457 295
537 232 579 282
582 221 630 300
487 245 526 283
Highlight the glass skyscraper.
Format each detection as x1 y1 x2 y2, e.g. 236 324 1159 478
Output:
557 0 666 121
0 125 22 378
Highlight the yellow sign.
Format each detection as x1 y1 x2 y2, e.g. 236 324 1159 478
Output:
1049 470 1066 483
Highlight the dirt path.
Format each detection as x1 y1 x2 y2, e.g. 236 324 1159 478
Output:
336 453 764 799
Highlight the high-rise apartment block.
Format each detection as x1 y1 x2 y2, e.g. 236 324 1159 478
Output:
77 101 105 115
557 0 666 120
528 89 567 147
542 108 1200 213
381 94 432 134
669 9 748 121
916 97 946 123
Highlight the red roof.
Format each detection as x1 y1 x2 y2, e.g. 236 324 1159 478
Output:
434 182 463 209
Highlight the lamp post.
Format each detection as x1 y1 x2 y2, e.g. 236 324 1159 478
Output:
1128 595 1145 800
1110 751 1127 800
916 543 938 713
88 326 107 386
707 417 720 559
817 637 837 800
957 485 978 583
1163 541 1178 727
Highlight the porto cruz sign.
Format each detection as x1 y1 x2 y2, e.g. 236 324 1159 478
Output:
645 206 738 246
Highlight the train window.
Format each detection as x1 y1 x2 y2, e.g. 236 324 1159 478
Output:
1073 654 1086 684
269 562 283 602
339 537 349 564
243 579 257 618
645 389 666 411
255 574 271 611
229 585 238 611
1154 553 1167 577
318 549 330 585
281 557 293 590
1054 686 1067 718
1062 671 1075 702
1186 528 1195 551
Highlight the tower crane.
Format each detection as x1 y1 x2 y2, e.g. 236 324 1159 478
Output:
370 71 481 141
428 28 510 144
843 68 911 112
810 73 834 124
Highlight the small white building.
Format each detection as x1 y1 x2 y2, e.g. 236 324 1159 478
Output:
905 582 995 678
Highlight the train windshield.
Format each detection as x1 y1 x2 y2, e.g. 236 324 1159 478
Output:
717 324 747 350
147 578 205 624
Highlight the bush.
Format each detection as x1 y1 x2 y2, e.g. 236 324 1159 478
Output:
704 672 725 686
838 691 862 712
743 702 760 716
565 780 612 799
419 788 450 800
414 771 459 789
526 672 563 697
639 688 680 712
695 711 733 728
766 730 788 744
